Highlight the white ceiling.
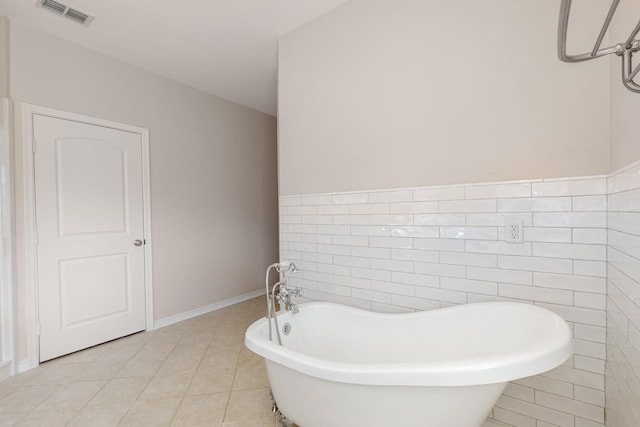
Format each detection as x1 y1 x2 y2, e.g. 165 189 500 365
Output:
0 0 351 116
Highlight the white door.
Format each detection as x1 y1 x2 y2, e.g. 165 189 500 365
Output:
34 114 146 362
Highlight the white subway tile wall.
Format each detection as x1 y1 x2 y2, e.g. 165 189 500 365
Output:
280 176 609 427
606 162 640 427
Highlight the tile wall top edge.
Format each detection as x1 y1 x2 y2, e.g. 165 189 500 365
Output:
279 176 609 199
608 158 640 178
539 175 608 183
280 182 477 199
280 159 640 200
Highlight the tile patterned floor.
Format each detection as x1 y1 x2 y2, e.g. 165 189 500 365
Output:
0 297 277 427
0 296 509 427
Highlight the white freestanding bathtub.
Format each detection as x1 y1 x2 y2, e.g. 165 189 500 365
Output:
245 302 572 427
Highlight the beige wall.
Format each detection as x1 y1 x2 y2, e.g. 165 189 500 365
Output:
278 0 611 196
609 0 640 170
0 17 8 97
8 21 278 348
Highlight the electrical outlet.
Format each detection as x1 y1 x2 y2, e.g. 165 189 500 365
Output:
506 221 523 243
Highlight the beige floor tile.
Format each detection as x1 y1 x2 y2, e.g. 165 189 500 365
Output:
0 412 26 426
37 380 105 409
232 358 269 390
223 388 273 422
216 343 244 356
135 341 177 362
116 357 163 379
216 326 247 340
155 360 200 378
0 384 61 413
45 343 108 365
0 384 16 401
179 331 217 347
150 326 188 345
203 343 240 357
87 376 150 406
66 403 131 427
187 371 235 396
191 320 223 333
76 360 128 381
156 348 205 377
118 397 182 427
115 331 155 346
198 352 239 374
138 373 193 401
94 342 144 365
217 321 249 333
221 416 277 427
25 362 89 385
172 342 209 357
482 421 510 427
237 347 263 366
0 370 41 390
115 341 176 379
207 337 243 353
0 298 282 427
171 393 229 426
15 407 78 426
210 334 244 350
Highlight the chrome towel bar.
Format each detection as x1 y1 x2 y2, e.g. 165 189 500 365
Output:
558 0 640 93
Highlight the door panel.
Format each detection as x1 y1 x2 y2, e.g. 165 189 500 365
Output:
59 253 130 328
56 139 128 236
34 115 146 362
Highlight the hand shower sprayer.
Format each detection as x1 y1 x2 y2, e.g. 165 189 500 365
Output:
264 262 302 345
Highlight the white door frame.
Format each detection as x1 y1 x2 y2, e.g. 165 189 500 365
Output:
0 98 16 378
21 103 154 371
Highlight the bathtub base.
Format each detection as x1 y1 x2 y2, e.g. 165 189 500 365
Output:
267 361 507 427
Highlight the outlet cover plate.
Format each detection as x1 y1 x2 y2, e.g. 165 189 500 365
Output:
506 221 523 243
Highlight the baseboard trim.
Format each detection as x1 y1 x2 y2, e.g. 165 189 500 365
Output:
18 358 34 374
152 289 266 330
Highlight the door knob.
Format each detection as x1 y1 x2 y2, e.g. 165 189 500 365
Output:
134 239 143 246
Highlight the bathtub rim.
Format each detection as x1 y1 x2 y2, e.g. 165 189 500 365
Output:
245 301 573 387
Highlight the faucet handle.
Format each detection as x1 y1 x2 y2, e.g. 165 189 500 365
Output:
274 291 287 304
290 288 303 298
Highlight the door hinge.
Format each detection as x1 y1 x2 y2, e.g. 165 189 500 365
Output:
36 324 41 336
32 139 37 153
34 232 39 246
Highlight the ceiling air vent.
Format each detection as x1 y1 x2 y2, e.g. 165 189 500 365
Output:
40 0 66 15
64 8 90 24
36 0 94 26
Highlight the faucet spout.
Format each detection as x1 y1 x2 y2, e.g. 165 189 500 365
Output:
276 286 303 313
